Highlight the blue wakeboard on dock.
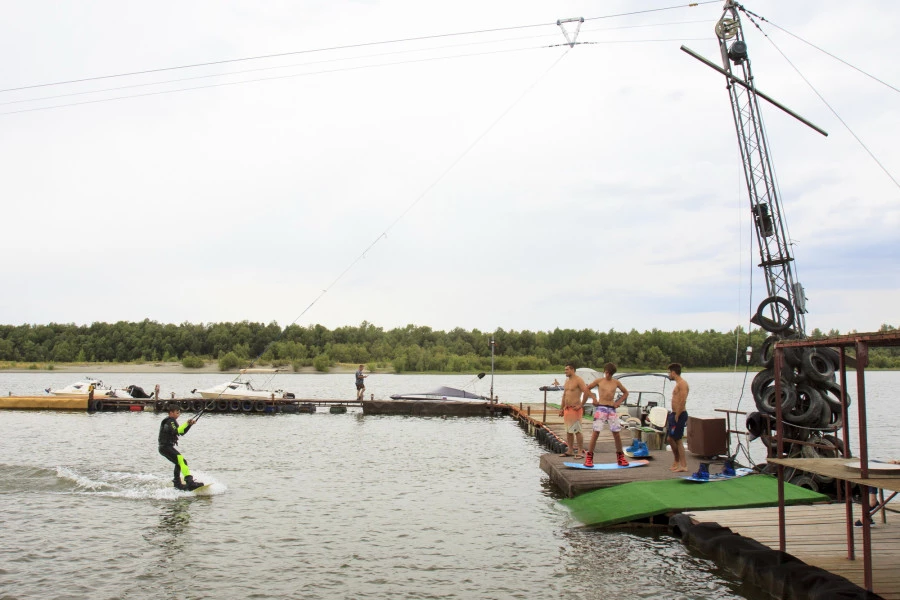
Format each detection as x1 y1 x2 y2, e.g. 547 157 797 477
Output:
564 459 649 470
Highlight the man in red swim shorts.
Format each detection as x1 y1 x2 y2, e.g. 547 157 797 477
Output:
558 362 590 458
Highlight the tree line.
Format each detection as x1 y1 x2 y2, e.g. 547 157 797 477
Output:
0 320 897 372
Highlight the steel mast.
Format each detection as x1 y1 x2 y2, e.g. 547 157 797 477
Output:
713 1 812 337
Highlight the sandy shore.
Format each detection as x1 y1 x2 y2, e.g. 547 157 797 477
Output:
1 362 362 375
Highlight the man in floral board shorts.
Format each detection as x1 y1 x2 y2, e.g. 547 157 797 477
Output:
583 363 630 467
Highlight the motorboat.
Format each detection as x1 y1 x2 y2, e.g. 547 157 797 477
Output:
575 368 670 422
191 369 294 400
46 378 134 399
389 386 488 402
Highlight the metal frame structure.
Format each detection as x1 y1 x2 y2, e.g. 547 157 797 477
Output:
771 331 900 593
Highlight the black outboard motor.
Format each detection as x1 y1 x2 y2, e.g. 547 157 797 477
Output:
126 385 151 398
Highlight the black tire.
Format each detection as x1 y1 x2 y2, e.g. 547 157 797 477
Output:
253 401 266 412
784 424 810 443
781 444 803 481
799 349 836 384
802 435 839 484
783 337 805 368
785 347 804 368
242 401 253 412
823 434 845 456
179 400 191 411
814 393 834 429
824 403 843 431
759 336 778 369
756 384 797 415
745 411 767 440
751 369 775 399
229 400 241 412
819 380 851 409
785 383 825 426
217 400 228 411
759 423 806 453
760 432 778 451
755 296 795 334
819 347 842 369
789 473 819 493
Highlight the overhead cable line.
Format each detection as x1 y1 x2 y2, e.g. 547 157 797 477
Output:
0 0 717 95
253 49 573 358
0 45 551 116
0 33 709 116
0 28 708 108
583 0 717 23
741 9 900 191
740 6 900 95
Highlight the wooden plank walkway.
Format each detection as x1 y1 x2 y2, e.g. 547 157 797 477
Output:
685 504 900 598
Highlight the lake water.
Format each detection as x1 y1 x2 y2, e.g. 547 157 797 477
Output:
1 371 895 599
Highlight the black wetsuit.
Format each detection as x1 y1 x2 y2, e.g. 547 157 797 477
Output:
158 416 193 485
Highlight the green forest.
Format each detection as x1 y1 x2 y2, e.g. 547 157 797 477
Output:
0 320 897 372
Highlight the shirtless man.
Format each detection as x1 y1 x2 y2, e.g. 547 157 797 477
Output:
558 362 590 458
584 363 630 467
666 363 690 472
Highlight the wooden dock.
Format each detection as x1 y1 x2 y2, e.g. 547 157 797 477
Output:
511 402 896 598
0 395 88 410
685 504 900 599
515 402 722 497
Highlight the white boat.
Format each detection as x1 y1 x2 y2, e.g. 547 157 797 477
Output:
46 378 134 399
191 369 294 400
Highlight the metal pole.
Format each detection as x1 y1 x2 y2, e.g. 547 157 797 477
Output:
774 347 786 553
856 340 873 591
543 389 547 423
490 337 495 403
680 45 828 137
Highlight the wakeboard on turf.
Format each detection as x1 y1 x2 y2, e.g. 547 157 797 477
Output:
564 460 649 470
682 467 754 482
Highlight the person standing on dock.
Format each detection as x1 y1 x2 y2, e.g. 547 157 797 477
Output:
158 404 204 491
666 363 690 473
583 363 630 467
558 362 590 458
355 365 368 401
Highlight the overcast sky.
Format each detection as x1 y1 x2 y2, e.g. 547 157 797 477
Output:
0 0 897 336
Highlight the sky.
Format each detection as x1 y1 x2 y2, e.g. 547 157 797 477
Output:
0 0 897 336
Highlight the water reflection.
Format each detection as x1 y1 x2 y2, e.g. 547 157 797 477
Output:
144 498 193 564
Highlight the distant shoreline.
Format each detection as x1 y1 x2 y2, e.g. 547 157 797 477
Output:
0 362 347 375
1 361 879 375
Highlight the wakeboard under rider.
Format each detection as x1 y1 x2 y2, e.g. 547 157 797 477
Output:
158 403 205 491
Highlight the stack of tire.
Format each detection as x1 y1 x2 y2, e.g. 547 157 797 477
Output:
746 298 850 493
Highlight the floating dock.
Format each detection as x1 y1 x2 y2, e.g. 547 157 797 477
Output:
361 399 509 417
0 395 362 414
679 504 899 599
507 401 890 599
0 396 88 411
